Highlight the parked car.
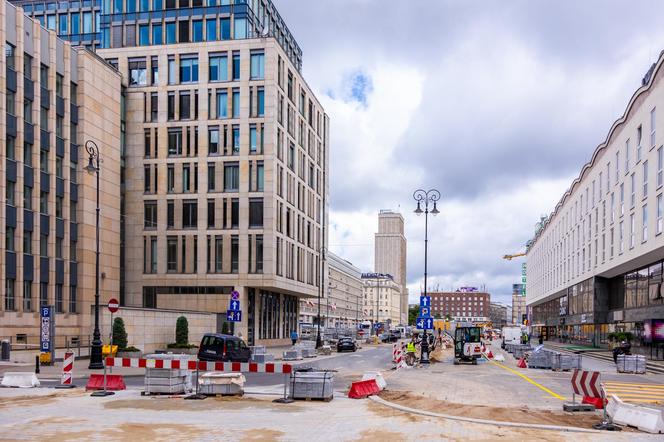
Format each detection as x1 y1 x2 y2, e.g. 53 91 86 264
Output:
380 332 399 343
198 333 251 362
337 337 357 352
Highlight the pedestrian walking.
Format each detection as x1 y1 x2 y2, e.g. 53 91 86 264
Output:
290 330 298 346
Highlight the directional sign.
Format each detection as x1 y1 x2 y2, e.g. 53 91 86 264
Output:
226 310 242 322
416 316 433 330
108 298 120 313
420 307 430 317
230 290 240 301
229 299 241 311
40 306 52 352
420 296 431 308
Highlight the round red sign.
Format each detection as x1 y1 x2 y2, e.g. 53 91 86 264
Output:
108 298 120 313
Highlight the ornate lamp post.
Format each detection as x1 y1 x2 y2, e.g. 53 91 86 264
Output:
413 189 440 301
85 140 104 370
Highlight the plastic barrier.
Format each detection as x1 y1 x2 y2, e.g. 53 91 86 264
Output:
582 396 605 410
517 358 527 368
1 372 40 388
105 357 293 374
85 374 126 391
607 394 664 434
362 372 387 391
348 379 380 399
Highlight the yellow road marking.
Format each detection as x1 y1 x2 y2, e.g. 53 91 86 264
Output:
604 383 664 389
486 359 565 401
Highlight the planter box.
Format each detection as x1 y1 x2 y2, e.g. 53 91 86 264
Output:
159 348 198 355
116 351 142 359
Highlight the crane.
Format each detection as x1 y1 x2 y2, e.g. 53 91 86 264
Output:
503 252 526 260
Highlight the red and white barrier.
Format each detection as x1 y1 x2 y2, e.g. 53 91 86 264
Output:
571 369 602 398
104 357 293 374
61 351 74 385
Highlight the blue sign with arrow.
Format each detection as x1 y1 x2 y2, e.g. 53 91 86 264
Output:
416 316 433 330
226 310 242 322
420 296 431 308
229 299 241 311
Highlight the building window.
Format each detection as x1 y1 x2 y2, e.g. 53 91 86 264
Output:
178 19 190 43
5 279 15 311
257 163 264 191
55 284 63 313
642 204 648 242
167 200 174 228
234 17 247 39
168 92 175 120
192 20 203 42
619 220 624 253
40 191 48 214
183 200 197 228
40 282 48 307
216 90 228 118
167 165 175 193
232 89 240 118
129 59 147 86
224 163 239 191
231 235 239 273
167 237 178 272
5 226 15 252
630 173 636 208
232 51 240 80
629 213 635 248
658 147 663 188
168 129 182 156
643 160 649 198
152 24 163 45
250 125 258 154
23 281 33 312
249 198 263 228
24 230 32 254
207 199 215 228
257 88 264 116
208 163 216 190
250 52 264 80
166 22 176 44
220 17 230 40
145 201 157 228
209 55 227 82
179 91 191 120
139 24 150 45
180 57 198 83
69 286 77 313
658 194 663 235
6 180 15 206
209 127 219 154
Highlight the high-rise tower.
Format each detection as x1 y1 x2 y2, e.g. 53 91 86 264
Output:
374 210 407 323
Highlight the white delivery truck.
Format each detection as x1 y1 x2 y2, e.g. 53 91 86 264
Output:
501 326 523 349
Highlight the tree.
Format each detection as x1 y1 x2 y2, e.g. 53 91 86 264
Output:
175 316 189 346
112 317 128 350
408 305 419 326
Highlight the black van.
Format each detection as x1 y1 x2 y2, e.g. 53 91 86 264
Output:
198 333 252 362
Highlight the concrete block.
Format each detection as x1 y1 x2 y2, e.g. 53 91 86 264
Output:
607 394 664 434
1 372 40 388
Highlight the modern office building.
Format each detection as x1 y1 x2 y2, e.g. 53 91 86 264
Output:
2 0 329 348
374 209 408 324
1 0 122 343
299 251 362 329
512 283 526 325
361 272 402 326
429 289 490 323
527 53 664 347
489 302 508 328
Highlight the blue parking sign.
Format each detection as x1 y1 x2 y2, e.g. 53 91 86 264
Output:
226 310 242 322
420 296 431 308
420 306 430 317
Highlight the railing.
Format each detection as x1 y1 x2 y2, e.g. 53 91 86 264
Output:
0 334 91 356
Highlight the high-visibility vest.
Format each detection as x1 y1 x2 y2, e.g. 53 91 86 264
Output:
406 342 416 353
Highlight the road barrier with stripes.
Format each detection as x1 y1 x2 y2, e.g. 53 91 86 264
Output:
104 357 293 373
60 351 75 386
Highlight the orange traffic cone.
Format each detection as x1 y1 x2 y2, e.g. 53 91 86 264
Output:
487 350 494 359
517 358 527 368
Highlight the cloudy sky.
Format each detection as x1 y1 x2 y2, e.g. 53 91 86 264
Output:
277 0 664 305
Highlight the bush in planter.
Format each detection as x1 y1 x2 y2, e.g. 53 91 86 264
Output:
112 317 128 350
176 316 189 346
122 346 141 352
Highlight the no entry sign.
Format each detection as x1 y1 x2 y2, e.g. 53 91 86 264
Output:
107 298 120 313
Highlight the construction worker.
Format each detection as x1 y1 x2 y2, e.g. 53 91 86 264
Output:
405 338 417 366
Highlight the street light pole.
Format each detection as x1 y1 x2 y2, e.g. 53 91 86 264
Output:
85 140 104 370
316 246 327 348
413 189 441 300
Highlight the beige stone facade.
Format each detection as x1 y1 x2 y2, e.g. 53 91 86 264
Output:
362 273 402 325
299 251 363 329
374 210 408 323
0 0 122 344
98 36 329 346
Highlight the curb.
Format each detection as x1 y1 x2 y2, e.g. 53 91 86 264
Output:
368 395 602 434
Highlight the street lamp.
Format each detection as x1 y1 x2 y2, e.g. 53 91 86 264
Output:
413 189 440 302
85 140 104 370
316 246 327 348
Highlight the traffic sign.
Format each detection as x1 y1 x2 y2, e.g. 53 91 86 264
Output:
40 306 52 352
107 298 120 313
230 290 240 301
420 307 430 317
374 323 381 329
571 369 601 398
416 316 433 330
226 310 242 322
420 296 431 308
229 299 241 311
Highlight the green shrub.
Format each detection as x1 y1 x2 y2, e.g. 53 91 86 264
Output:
221 321 231 335
112 317 128 350
122 346 141 352
175 316 189 346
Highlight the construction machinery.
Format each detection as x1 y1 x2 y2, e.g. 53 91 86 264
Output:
453 326 483 365
502 252 526 260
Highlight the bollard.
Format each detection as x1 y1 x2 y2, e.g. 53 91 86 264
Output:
35 355 40 374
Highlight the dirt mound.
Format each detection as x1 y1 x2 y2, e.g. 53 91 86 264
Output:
379 391 603 429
